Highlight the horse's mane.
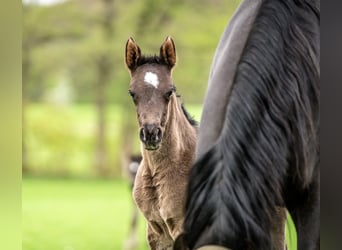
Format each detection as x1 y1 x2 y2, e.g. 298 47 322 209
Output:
182 0 319 249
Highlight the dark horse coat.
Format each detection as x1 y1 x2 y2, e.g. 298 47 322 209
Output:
178 0 320 249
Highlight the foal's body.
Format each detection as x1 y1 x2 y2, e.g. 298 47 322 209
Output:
125 37 197 250
134 95 196 249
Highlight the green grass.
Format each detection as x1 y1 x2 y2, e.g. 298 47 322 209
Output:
286 212 297 250
22 177 149 250
23 178 297 250
24 103 296 249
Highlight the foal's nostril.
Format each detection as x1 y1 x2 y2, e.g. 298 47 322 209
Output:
140 125 162 145
139 128 146 142
150 127 162 144
156 128 162 143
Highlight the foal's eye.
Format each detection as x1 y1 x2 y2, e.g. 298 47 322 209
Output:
128 90 137 103
164 87 175 100
128 90 136 98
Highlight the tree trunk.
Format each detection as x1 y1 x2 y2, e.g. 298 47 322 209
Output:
94 0 115 177
95 56 110 176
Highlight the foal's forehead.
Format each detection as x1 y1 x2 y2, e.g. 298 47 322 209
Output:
131 64 172 89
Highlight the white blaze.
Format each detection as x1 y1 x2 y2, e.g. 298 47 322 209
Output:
144 72 159 88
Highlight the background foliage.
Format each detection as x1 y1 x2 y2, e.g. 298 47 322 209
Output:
23 0 241 177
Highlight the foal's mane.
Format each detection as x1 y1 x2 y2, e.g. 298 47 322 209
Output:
182 0 319 249
181 103 198 127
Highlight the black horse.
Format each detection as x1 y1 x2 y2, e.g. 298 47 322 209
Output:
177 0 320 249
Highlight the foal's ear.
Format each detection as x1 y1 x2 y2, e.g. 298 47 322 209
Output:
125 37 141 72
160 36 176 69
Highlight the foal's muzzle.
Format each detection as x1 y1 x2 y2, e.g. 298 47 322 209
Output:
140 124 162 150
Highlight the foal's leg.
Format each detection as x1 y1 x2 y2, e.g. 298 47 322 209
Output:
133 164 173 249
159 177 188 242
287 178 320 250
270 206 287 250
147 221 174 250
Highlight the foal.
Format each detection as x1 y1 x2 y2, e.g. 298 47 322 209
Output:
125 36 197 250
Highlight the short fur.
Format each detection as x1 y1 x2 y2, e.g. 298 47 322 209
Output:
179 0 320 249
125 37 198 250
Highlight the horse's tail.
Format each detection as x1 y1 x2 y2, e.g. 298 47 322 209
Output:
180 0 320 249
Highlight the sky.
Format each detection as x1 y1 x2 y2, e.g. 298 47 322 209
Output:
23 0 67 6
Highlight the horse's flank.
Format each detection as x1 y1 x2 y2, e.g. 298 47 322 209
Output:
181 0 319 249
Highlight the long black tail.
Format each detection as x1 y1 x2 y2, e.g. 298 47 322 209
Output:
181 0 319 249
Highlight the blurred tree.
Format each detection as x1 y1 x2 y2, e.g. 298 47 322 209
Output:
23 0 241 178
94 0 115 176
22 2 87 172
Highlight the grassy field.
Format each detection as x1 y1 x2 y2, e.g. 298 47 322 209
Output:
23 178 297 250
23 103 296 249
22 177 149 250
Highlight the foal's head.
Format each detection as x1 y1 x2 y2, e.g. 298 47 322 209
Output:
125 36 177 151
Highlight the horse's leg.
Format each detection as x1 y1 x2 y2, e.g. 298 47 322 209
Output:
133 164 171 249
287 176 320 250
159 178 188 245
123 204 139 250
165 216 184 241
270 206 287 250
147 221 174 250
